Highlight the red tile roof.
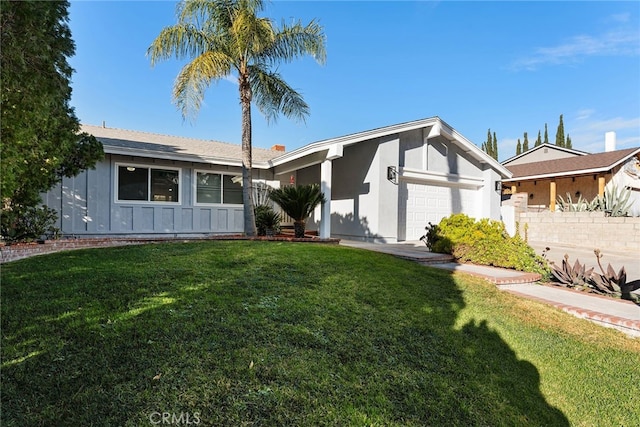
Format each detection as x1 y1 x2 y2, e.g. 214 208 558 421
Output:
505 147 640 180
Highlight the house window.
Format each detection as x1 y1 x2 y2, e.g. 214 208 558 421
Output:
117 165 180 203
196 172 243 204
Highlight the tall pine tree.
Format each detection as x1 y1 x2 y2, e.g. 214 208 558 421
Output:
543 123 549 145
523 132 529 151
566 134 572 149
516 139 522 156
555 114 565 147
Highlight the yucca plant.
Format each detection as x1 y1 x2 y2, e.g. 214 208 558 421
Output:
550 254 593 291
269 184 326 238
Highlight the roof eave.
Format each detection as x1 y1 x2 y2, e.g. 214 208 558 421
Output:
104 146 273 169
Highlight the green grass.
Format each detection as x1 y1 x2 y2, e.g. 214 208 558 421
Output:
2 241 639 426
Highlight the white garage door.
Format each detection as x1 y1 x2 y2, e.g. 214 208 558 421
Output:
403 182 476 241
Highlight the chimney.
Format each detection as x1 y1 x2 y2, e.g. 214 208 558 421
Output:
271 144 285 152
605 131 616 152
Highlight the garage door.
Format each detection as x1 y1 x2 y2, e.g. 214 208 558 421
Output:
403 182 476 241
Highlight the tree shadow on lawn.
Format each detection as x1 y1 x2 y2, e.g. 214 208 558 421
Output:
1 242 569 426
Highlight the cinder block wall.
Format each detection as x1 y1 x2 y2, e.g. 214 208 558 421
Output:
517 211 640 251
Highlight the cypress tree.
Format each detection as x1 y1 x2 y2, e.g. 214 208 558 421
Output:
535 131 542 146
523 132 529 151
543 123 549 145
555 114 565 147
566 134 572 149
492 132 498 161
516 139 522 156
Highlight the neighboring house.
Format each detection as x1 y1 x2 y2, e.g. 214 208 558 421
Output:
502 143 588 167
42 117 511 242
502 143 640 216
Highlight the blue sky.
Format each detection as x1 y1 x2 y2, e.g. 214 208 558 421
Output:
69 1 640 161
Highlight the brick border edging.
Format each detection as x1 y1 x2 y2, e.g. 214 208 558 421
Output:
504 290 640 337
0 235 341 264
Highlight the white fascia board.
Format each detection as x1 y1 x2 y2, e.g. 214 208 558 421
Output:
506 167 612 182
268 117 441 168
400 167 485 189
104 146 273 169
443 127 513 179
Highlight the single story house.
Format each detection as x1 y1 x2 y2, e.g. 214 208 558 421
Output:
502 138 640 215
42 117 511 242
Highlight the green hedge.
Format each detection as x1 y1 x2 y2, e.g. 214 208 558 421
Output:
428 214 549 276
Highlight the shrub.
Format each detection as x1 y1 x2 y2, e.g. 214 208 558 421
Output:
427 213 549 276
1 204 59 243
254 204 281 236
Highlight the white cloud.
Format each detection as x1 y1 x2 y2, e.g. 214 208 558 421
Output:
608 13 631 23
510 29 640 71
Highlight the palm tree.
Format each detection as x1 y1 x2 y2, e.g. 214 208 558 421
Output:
269 184 326 238
147 0 326 236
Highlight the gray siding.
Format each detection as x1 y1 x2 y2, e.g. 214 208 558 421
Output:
43 154 271 237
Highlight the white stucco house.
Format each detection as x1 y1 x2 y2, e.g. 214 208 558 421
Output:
42 117 511 242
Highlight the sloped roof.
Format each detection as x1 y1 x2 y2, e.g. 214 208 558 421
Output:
81 124 282 166
501 143 588 165
269 116 512 178
505 147 640 181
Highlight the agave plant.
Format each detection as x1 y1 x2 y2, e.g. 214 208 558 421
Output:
556 193 589 212
602 184 633 217
550 254 593 291
592 249 640 302
269 184 326 238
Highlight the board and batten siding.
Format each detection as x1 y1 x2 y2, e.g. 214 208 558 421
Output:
41 155 263 237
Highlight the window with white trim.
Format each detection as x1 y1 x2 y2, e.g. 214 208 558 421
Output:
195 171 243 205
117 165 180 203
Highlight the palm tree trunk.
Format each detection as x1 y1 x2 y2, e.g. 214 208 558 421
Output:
240 73 257 236
293 220 306 238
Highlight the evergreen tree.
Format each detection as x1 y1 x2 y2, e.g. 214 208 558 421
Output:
555 114 565 147
535 131 542 146
516 139 522 156
566 134 572 149
492 132 498 161
523 132 529 151
480 128 498 160
543 123 549 145
1 0 103 240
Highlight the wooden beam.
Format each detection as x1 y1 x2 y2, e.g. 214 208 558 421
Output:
550 180 556 212
598 175 606 196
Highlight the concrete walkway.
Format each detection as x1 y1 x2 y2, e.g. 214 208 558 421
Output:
340 240 640 338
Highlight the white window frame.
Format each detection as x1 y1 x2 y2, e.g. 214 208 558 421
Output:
193 169 244 206
114 162 182 205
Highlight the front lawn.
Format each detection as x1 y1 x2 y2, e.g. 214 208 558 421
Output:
2 241 638 426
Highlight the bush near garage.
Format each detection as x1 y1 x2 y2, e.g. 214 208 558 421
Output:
424 213 549 276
